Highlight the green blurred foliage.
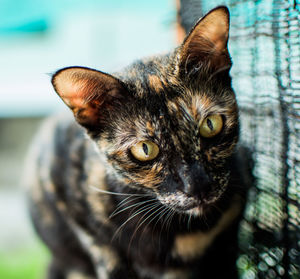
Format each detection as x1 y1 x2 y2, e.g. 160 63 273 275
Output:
0 241 50 279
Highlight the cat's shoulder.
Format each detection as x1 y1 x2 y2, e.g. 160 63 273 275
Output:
36 111 86 145
25 111 98 180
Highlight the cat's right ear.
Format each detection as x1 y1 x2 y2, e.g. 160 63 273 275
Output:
52 66 127 131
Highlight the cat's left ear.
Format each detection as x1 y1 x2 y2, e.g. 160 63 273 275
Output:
178 6 231 74
52 66 128 132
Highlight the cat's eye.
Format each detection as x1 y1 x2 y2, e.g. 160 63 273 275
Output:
199 114 223 138
131 140 159 161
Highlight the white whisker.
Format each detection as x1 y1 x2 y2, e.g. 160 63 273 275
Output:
138 203 163 250
151 205 165 244
187 213 192 230
158 207 172 248
109 196 143 218
110 198 156 218
128 203 160 253
166 208 176 234
89 185 150 197
133 203 161 240
111 201 157 242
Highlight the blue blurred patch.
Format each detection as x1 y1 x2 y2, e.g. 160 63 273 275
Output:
0 0 51 34
0 0 173 35
0 19 49 34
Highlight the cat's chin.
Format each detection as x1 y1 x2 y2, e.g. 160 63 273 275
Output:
185 206 204 216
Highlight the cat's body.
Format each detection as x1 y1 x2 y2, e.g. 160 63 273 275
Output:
27 7 253 279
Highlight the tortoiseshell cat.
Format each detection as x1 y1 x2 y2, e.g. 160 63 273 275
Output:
27 6 253 279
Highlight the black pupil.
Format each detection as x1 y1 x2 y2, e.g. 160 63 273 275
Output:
143 143 149 155
207 118 214 131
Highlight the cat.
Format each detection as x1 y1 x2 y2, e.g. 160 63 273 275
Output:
26 6 253 279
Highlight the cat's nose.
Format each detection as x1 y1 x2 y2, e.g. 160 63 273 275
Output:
177 162 211 199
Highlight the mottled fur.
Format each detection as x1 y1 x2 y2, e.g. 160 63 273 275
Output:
26 6 252 279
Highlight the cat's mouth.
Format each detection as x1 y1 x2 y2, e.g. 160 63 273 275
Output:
157 191 214 216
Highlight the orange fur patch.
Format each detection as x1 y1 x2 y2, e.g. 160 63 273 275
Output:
148 75 164 93
146 121 155 136
136 164 163 188
172 197 242 261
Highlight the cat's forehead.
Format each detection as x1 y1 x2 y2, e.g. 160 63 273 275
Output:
113 56 238 142
166 89 236 120
117 55 177 96
120 56 235 104
121 71 237 127
111 89 237 145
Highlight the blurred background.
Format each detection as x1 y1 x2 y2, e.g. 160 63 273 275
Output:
0 1 176 278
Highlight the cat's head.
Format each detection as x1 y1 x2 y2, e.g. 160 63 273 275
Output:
52 6 238 216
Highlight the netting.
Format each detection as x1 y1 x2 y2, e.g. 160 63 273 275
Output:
179 0 300 278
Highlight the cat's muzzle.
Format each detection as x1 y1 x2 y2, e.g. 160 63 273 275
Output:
158 191 203 215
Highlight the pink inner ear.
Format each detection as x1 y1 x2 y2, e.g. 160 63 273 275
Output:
57 79 88 109
52 67 124 127
54 77 101 125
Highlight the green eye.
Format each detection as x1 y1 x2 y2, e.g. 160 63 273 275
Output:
131 140 159 161
199 114 223 138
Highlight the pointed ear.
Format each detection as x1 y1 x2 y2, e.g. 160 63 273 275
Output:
178 6 232 75
52 66 127 131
